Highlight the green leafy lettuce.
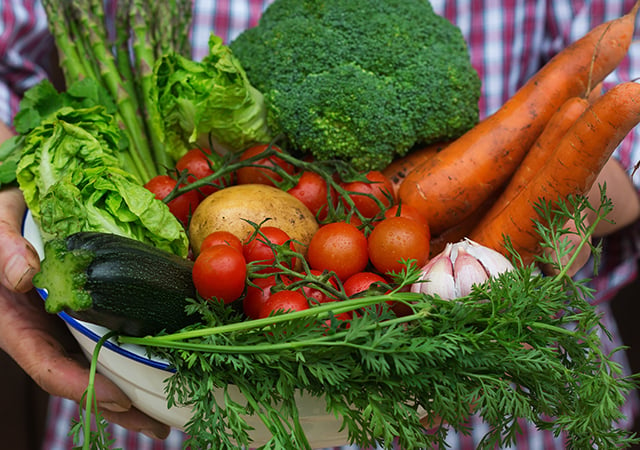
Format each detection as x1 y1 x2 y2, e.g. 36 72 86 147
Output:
151 34 271 160
39 166 189 257
3 79 189 257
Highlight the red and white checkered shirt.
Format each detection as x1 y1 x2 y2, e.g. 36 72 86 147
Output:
2 0 639 448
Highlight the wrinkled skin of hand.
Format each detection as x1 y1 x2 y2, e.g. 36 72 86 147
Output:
0 186 171 440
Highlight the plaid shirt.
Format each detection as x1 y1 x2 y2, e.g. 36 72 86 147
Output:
2 0 639 448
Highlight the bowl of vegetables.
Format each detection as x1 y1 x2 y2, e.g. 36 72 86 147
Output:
23 209 353 448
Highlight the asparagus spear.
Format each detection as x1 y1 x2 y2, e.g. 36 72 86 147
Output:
40 0 194 182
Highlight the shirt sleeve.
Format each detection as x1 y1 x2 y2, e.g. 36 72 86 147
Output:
0 0 54 126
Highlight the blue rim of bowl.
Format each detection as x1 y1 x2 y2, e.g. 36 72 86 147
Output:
22 210 172 372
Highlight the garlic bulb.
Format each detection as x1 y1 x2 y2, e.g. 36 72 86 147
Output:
411 239 514 299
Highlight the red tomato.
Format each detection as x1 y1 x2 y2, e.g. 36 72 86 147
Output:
192 245 247 304
258 290 309 318
243 226 297 269
367 216 430 275
340 171 395 218
343 272 388 298
384 204 430 236
200 230 243 254
144 175 200 226
287 171 335 220
343 271 393 313
236 144 295 186
306 222 369 281
243 275 281 319
176 149 231 198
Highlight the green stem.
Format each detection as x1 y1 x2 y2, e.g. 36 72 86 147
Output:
70 0 155 181
121 307 427 352
131 0 169 171
82 330 118 450
552 206 604 281
41 0 89 82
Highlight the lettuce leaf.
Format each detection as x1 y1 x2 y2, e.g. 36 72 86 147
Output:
151 34 271 161
16 104 126 219
11 79 190 257
39 167 189 257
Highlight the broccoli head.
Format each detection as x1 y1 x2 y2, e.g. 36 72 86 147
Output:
230 0 481 171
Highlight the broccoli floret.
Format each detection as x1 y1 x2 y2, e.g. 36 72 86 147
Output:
230 0 481 171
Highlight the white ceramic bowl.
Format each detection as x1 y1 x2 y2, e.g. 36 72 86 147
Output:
22 211 350 448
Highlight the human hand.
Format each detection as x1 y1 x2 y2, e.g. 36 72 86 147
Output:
541 218 592 277
542 158 640 277
0 187 171 439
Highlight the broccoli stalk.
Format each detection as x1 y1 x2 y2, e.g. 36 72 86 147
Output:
230 0 482 171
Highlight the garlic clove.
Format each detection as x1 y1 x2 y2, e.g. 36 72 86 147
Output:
452 247 489 297
461 238 514 277
412 245 456 300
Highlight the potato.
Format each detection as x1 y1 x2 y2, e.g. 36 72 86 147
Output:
189 184 319 256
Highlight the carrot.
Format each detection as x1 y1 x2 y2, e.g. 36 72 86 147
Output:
382 142 449 195
475 97 590 228
469 81 640 264
397 1 640 235
587 81 604 103
428 189 502 257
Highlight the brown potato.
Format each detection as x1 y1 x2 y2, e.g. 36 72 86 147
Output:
189 184 319 256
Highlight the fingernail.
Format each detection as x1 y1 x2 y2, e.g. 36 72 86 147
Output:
5 254 36 291
97 401 129 413
142 426 169 440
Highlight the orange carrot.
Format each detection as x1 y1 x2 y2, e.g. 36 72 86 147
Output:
397 2 640 235
428 190 502 257
382 142 449 196
587 81 604 103
469 81 640 263
476 97 590 228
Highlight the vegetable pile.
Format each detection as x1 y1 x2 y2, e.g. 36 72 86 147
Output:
2 0 640 449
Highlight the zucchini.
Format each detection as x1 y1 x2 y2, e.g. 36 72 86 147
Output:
33 231 200 337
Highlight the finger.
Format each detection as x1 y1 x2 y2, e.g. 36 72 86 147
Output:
0 187 40 292
101 407 171 441
0 288 128 407
541 219 592 277
0 287 175 436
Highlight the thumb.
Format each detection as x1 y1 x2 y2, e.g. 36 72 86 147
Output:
0 187 40 292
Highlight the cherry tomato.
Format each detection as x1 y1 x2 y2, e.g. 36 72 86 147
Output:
343 271 393 313
175 148 231 197
367 216 430 275
258 290 309 318
236 144 295 186
144 175 200 226
243 275 282 319
192 245 247 304
200 230 243 254
243 226 297 269
343 272 388 298
287 171 336 220
306 222 369 281
340 171 395 218
384 204 430 236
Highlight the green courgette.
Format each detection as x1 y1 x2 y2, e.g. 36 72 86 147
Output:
33 231 200 337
